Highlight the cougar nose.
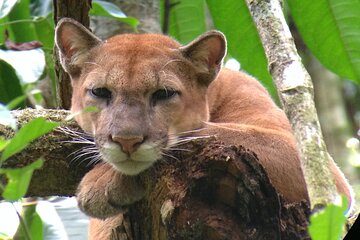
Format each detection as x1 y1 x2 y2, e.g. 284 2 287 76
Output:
111 135 144 154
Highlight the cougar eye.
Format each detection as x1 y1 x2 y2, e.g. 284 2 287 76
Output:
90 87 112 99
151 89 178 104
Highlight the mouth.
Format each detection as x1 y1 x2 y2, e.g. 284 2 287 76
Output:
110 159 154 176
99 141 160 175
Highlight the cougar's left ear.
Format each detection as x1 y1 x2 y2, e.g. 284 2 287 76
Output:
55 18 102 77
180 31 226 85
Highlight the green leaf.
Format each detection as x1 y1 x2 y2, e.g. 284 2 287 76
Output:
14 203 43 240
287 0 360 82
6 95 27 110
33 13 57 106
0 103 16 130
6 0 37 42
0 59 24 106
28 210 43 240
161 0 207 44
0 0 17 19
1 117 60 161
0 159 43 200
0 136 9 152
0 49 45 84
206 0 275 96
91 0 139 28
308 196 348 240
33 14 54 49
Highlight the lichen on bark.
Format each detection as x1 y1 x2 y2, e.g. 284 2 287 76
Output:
245 0 338 209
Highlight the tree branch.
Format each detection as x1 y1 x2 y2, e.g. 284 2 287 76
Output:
245 0 338 209
91 138 310 239
0 108 310 239
0 108 92 196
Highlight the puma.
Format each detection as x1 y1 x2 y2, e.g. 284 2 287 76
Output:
55 18 353 238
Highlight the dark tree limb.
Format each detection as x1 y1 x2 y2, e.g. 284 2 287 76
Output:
112 140 310 240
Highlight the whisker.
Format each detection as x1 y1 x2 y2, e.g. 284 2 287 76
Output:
58 127 94 141
163 147 192 152
87 154 103 166
161 151 180 161
169 135 212 146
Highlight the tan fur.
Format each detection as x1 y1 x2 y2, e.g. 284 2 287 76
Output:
55 18 353 238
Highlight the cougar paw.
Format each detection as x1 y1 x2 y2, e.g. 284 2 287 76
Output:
77 163 144 219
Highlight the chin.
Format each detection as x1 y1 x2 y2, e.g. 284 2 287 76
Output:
110 160 154 176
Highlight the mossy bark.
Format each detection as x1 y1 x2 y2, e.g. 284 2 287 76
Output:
245 0 338 210
0 109 92 196
107 140 310 240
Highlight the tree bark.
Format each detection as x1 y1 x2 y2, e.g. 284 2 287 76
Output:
0 109 310 239
0 109 92 196
53 0 92 109
245 0 338 210
91 0 161 39
116 140 309 240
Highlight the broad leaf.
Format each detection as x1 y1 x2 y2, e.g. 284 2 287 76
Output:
6 0 37 42
0 159 43 200
0 60 23 105
1 117 60 161
0 49 45 84
308 196 348 240
33 14 54 50
13 203 43 240
288 0 360 82
91 0 139 28
0 137 9 151
6 95 26 110
161 0 207 44
206 0 275 96
33 14 57 106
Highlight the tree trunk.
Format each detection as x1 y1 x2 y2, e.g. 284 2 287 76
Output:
245 0 338 210
53 0 92 109
0 109 310 239
91 0 161 39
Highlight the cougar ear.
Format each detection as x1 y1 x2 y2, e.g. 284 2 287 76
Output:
55 18 101 76
180 31 226 85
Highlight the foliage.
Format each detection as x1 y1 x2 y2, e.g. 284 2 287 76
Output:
0 105 59 199
161 0 360 96
0 104 58 239
308 196 348 240
14 203 43 240
288 0 360 82
91 0 139 28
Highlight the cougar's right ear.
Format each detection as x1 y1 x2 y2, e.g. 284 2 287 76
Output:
55 18 101 76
